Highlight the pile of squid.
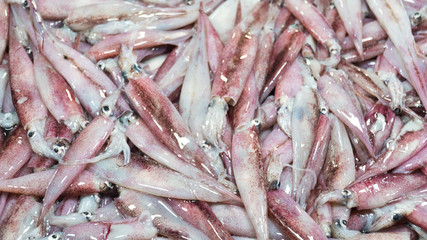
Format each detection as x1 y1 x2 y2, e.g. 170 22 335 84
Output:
0 0 426 239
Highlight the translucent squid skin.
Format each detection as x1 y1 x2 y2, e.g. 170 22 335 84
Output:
125 75 217 178
36 0 109 20
89 154 240 203
0 126 32 181
60 218 158 240
366 0 427 113
115 188 210 239
2 0 427 239
364 103 395 155
0 196 42 240
87 29 193 61
33 51 86 133
334 0 363 56
407 202 427 230
317 73 375 157
268 190 328 240
0 169 106 197
357 122 427 183
316 173 427 210
260 25 306 102
0 0 8 62
231 125 268 240
210 203 287 239
210 1 268 105
284 0 341 67
297 113 331 209
39 115 115 225
167 199 234 240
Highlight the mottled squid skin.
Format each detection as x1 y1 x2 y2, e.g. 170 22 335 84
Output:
33 50 86 133
325 5 346 45
318 73 375 157
260 25 306 101
167 199 233 240
0 0 8 62
334 0 363 56
393 145 427 173
9 34 46 128
253 4 279 97
39 115 115 225
366 0 427 113
357 121 427 183
125 118 232 197
0 126 32 181
0 196 42 240
285 0 341 67
64 1 181 31
322 115 356 189
62 218 158 240
274 59 304 137
87 29 193 61
200 8 223 74
316 173 427 210
297 113 331 209
155 39 194 99
268 190 328 240
232 125 268 240
407 202 427 230
0 169 106 197
89 154 240 203
203 1 268 150
365 103 395 155
9 16 64 162
339 61 390 104
115 188 210 239
342 40 386 63
37 0 109 20
125 75 217 177
210 0 268 104
291 86 319 197
210 203 287 239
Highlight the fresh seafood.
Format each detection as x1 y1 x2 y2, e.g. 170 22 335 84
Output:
0 0 426 239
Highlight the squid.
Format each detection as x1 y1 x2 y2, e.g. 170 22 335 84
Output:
88 154 240 203
315 173 427 211
268 190 328 240
203 1 268 149
38 92 119 225
0 0 7 62
9 13 62 161
366 0 427 113
285 0 342 67
317 71 375 157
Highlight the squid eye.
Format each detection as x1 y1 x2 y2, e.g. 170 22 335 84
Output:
27 131 35 138
320 107 328 114
101 105 112 116
133 64 142 72
341 189 352 199
97 61 106 71
392 213 402 222
53 141 68 157
412 12 422 26
49 234 61 240
23 0 29 9
81 211 93 221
